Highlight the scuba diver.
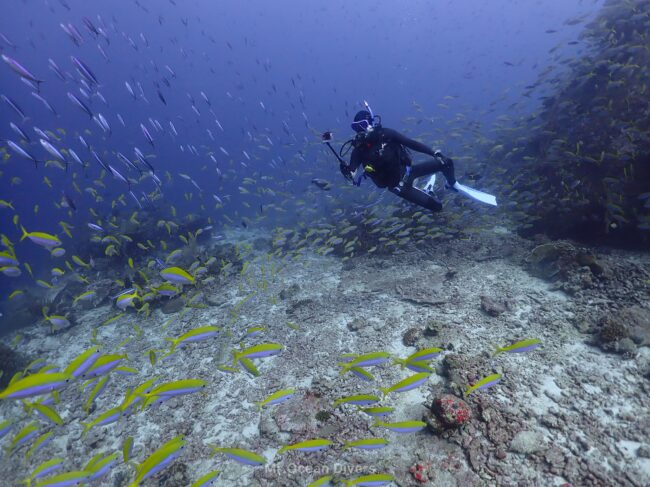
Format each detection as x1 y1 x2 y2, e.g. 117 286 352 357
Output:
322 101 497 211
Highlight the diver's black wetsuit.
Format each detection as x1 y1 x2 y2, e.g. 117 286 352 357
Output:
346 126 456 212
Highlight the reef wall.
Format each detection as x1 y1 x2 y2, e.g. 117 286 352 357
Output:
492 0 650 247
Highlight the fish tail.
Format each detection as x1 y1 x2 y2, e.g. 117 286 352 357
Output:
336 363 351 375
81 422 91 438
371 420 382 428
492 345 503 357
140 396 153 411
21 400 34 414
19 225 28 241
379 387 389 397
391 358 406 368
231 351 239 366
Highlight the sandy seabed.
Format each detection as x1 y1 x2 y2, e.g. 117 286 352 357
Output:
1 225 649 487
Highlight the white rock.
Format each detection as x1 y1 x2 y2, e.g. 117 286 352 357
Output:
510 430 546 455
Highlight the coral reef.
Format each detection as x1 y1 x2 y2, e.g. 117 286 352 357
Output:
402 327 422 346
424 394 472 433
484 0 650 245
0 343 30 389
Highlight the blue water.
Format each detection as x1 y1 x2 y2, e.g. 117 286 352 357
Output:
8 2 650 486
1 0 597 267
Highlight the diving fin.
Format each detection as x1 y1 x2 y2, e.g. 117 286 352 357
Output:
452 182 497 206
422 174 436 194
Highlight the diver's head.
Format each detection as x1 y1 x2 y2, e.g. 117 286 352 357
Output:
351 110 373 133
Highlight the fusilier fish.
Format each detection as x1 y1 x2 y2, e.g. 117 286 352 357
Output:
84 452 121 482
71 56 98 86
67 92 93 118
372 420 426 433
493 339 541 355
232 343 283 363
2 54 44 86
191 470 221 487
255 389 295 409
64 347 101 378
464 373 502 396
7 141 40 166
0 372 70 400
393 347 443 368
82 354 127 379
342 473 395 486
165 326 219 349
380 372 430 396
20 227 61 248
2 94 28 120
33 470 90 487
338 352 391 372
332 394 381 408
129 436 186 486
24 457 64 485
39 139 66 162
211 447 266 466
342 438 389 450
81 406 122 438
160 266 195 285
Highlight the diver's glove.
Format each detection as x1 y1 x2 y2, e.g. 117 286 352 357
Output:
339 162 353 182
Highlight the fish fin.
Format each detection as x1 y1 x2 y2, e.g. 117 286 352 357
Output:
81 422 92 438
336 362 351 375
231 351 240 366
139 397 152 412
